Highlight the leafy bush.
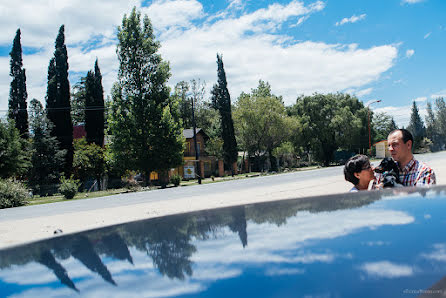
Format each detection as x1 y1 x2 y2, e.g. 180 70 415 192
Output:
170 174 182 187
0 179 29 209
59 176 80 200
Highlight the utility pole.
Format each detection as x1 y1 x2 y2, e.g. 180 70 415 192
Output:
191 95 202 184
367 99 381 155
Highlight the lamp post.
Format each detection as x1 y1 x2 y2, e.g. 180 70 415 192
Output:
191 94 202 184
367 99 381 155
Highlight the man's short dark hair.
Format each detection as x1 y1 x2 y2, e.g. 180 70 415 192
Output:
389 128 413 147
344 154 370 186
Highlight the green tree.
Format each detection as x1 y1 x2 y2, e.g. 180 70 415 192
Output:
71 78 86 125
108 8 183 185
234 80 293 171
372 112 398 143
425 101 440 150
288 93 368 166
85 59 105 147
28 99 66 195
0 119 29 179
435 97 446 148
211 54 238 172
407 101 426 151
8 29 29 139
173 81 191 129
73 138 105 188
46 25 73 174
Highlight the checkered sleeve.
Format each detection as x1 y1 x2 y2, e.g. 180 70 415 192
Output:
415 166 436 186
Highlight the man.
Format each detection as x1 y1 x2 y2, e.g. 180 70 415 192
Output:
378 129 436 186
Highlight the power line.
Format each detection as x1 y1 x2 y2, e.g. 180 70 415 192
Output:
0 106 111 113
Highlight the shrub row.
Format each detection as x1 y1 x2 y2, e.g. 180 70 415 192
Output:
0 179 29 209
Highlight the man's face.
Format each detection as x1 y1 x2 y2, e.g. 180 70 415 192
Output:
387 131 411 163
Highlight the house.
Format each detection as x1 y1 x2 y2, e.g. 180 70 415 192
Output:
172 128 220 179
374 140 390 158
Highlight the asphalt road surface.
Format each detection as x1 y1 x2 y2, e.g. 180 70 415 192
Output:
0 151 445 248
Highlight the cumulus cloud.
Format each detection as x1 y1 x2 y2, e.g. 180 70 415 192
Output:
421 243 446 262
431 90 446 99
406 49 414 58
374 101 428 128
356 88 373 97
335 14 366 26
0 0 398 112
359 261 414 278
414 96 427 102
401 0 424 4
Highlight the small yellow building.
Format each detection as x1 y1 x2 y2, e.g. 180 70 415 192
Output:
374 140 390 158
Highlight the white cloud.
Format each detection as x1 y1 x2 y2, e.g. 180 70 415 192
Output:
402 0 424 4
359 261 414 278
374 101 428 128
362 241 390 247
0 0 399 112
431 90 446 99
406 49 415 58
421 243 446 262
335 14 366 26
424 32 431 39
143 0 205 32
228 0 245 11
414 96 427 102
265 268 305 276
356 88 373 97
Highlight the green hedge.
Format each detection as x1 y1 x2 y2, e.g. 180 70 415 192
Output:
0 179 29 209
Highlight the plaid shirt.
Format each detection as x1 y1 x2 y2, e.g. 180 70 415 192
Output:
376 158 436 186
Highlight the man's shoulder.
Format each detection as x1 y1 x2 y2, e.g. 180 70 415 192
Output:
413 158 434 172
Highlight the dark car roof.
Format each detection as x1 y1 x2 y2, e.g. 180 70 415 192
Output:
1 186 446 297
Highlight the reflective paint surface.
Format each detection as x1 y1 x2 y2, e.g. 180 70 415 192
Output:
1 186 446 297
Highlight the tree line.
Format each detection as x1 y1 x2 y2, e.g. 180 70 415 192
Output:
1 7 446 201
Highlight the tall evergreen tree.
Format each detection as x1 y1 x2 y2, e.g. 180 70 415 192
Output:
8 29 29 138
211 54 238 172
46 25 73 174
407 101 425 151
108 8 183 184
85 59 105 147
425 101 439 149
435 97 446 148
29 99 66 196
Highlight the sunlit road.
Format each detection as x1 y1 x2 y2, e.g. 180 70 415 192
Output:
0 151 445 248
0 164 345 221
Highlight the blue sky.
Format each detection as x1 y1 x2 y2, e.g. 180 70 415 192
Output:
0 0 445 126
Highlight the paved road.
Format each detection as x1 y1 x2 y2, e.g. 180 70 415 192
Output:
0 164 345 222
1 151 445 248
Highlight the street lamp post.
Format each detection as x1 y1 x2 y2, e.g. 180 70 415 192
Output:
191 94 202 184
367 99 381 155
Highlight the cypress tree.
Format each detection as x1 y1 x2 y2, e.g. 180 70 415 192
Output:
46 25 73 174
8 29 29 138
211 54 238 172
85 59 105 147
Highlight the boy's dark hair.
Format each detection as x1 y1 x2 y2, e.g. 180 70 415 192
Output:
344 154 370 186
